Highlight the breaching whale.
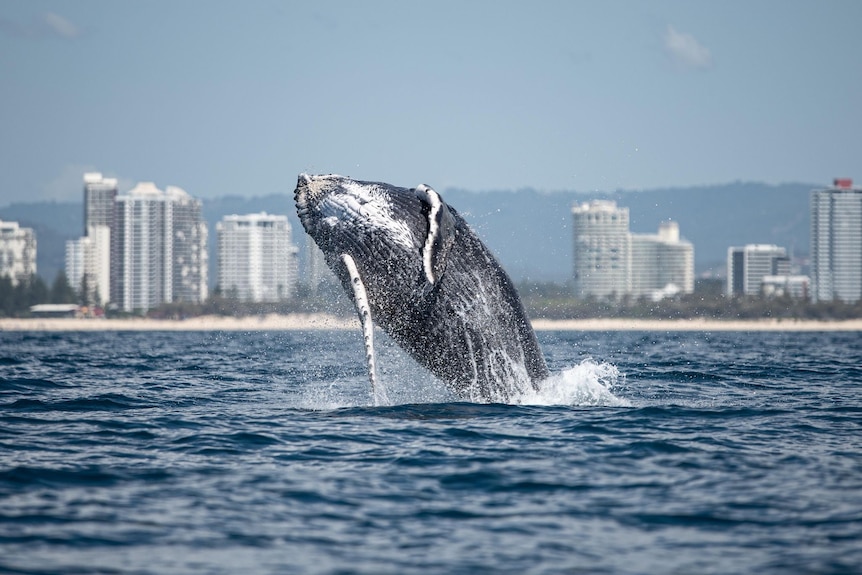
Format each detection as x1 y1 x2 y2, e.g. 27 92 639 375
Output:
294 174 548 403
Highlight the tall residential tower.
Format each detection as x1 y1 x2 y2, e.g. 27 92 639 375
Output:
810 178 862 303
68 172 117 304
572 201 631 298
166 186 208 305
112 182 208 312
217 212 298 302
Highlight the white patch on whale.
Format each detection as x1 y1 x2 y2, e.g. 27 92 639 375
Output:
417 183 443 285
318 180 416 251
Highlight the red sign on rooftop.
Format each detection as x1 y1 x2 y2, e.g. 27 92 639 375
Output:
834 178 853 189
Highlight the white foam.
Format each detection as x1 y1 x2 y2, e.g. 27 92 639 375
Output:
516 359 630 407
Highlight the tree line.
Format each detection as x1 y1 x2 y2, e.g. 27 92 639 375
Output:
0 272 77 317
517 280 862 321
2 274 862 320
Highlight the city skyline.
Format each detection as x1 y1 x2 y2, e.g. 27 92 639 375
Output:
1 1 860 206
6 176 860 307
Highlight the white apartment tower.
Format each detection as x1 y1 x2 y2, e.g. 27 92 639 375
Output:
112 182 208 312
166 186 208 305
217 212 298 302
630 222 694 300
65 226 110 305
0 220 36 285
572 201 694 300
811 179 862 303
84 172 118 230
65 173 117 305
572 201 631 298
726 244 790 297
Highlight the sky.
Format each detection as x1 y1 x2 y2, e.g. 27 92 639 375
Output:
1 0 860 205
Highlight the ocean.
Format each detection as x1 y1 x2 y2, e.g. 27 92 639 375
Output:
1 329 861 574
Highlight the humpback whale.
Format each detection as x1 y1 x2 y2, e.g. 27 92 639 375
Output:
294 174 548 403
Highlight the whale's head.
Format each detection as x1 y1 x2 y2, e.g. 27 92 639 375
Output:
294 173 456 294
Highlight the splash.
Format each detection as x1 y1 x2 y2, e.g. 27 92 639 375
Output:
291 329 629 409
516 359 630 407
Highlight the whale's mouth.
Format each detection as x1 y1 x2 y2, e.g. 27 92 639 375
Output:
295 173 345 233
295 173 338 212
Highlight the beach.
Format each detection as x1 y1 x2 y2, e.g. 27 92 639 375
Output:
1 314 861 332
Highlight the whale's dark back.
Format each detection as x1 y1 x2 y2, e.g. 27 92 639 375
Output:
295 174 548 403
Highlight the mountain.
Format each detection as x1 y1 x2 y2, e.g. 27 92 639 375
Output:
443 181 812 281
1 181 815 286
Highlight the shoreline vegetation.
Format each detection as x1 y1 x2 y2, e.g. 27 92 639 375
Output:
3 278 861 332
2 314 861 332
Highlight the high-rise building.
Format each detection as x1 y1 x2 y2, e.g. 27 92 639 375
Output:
83 172 118 230
572 201 694 300
65 237 88 300
66 172 118 305
65 225 110 305
112 182 208 312
630 222 694 300
113 183 172 312
217 212 298 302
166 186 208 305
811 179 862 303
726 244 790 297
572 201 631 298
0 220 36 285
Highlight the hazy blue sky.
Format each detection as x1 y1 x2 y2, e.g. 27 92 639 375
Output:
1 1 860 205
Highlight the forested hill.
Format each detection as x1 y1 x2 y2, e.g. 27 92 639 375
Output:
1 181 814 285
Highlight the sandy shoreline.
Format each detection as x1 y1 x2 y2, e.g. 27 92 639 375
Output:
1 314 861 332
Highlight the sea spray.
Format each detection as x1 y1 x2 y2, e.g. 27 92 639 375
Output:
517 359 630 407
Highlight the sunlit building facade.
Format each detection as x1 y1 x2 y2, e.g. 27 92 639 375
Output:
166 186 208 305
811 179 862 303
217 212 298 302
572 201 693 300
726 244 790 297
112 182 208 312
65 225 110 305
64 173 118 305
630 222 694 300
0 220 36 285
572 201 631 298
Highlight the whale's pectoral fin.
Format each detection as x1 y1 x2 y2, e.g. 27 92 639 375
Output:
415 184 456 294
341 253 389 406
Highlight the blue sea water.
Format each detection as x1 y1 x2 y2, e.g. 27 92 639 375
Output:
1 328 861 574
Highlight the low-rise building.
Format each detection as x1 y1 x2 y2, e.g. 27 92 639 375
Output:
727 244 790 297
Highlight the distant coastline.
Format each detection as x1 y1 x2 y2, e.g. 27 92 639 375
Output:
1 314 861 332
